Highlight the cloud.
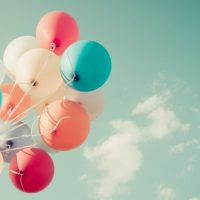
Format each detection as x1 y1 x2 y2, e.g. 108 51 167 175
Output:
189 198 200 200
133 90 190 139
157 185 176 200
83 120 142 200
83 91 190 200
169 139 200 155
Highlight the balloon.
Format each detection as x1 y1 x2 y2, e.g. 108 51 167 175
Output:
0 120 34 162
60 40 112 92
3 36 39 79
9 148 54 193
0 83 31 121
32 84 66 114
0 60 6 83
36 11 79 55
0 153 3 174
65 87 104 121
31 116 58 153
39 100 90 151
16 48 63 99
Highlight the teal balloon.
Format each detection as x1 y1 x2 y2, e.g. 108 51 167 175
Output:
60 40 112 92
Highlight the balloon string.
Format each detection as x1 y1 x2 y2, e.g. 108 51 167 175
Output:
10 170 25 191
5 52 55 122
0 144 36 153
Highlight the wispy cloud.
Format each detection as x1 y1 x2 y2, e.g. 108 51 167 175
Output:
83 120 142 200
169 139 200 155
83 90 190 200
157 185 176 200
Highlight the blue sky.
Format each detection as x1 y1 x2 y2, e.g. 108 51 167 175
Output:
0 1 200 200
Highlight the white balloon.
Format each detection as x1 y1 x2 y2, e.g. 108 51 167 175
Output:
3 36 39 79
0 60 6 84
16 48 63 99
65 87 104 121
32 84 66 113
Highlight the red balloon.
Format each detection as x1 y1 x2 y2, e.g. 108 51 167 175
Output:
9 148 54 193
36 11 79 55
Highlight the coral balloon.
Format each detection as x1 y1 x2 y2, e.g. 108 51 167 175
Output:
16 48 63 99
60 40 112 92
31 117 58 153
3 36 39 79
36 11 79 55
0 153 3 174
65 87 104 121
9 148 54 193
39 100 90 151
0 83 31 121
0 120 34 162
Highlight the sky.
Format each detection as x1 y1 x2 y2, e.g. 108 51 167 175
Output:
0 0 200 200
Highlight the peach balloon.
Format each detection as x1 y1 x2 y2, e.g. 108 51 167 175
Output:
0 83 31 121
36 11 79 55
39 100 90 151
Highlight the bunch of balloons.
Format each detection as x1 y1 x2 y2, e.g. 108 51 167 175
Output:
0 11 111 193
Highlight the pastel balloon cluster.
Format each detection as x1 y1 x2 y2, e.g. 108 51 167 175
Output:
0 11 111 193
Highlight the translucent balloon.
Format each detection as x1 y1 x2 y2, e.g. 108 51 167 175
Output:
60 40 112 92
9 148 54 193
65 87 104 121
39 100 90 151
0 83 31 121
32 84 66 114
0 120 34 162
36 11 79 55
16 48 63 99
3 36 39 79
0 60 6 83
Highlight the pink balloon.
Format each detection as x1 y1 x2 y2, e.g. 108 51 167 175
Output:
9 148 54 193
36 11 79 55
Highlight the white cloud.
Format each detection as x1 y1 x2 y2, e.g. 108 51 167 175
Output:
134 91 190 139
84 120 142 200
83 91 190 200
157 185 176 200
169 139 200 155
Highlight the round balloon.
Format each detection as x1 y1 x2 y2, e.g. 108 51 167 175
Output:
0 60 6 84
3 36 39 79
32 84 66 114
0 83 31 121
16 48 63 99
60 40 112 92
0 120 34 162
39 100 90 151
0 153 3 174
65 87 104 121
36 11 79 55
9 148 54 193
31 116 58 153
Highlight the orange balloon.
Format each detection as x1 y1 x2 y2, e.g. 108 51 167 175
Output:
0 83 31 121
39 100 90 151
